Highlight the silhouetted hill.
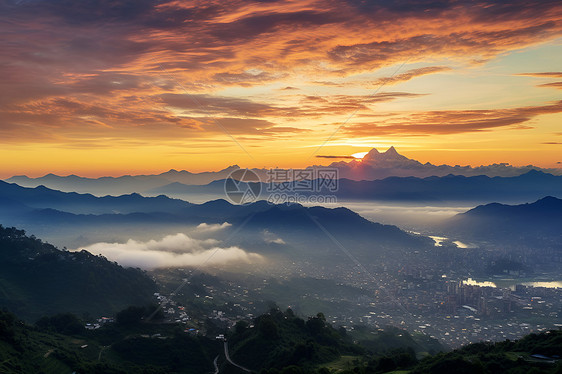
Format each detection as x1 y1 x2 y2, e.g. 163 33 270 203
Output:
5 165 241 196
247 204 424 246
0 180 192 214
408 329 562 374
0 180 426 245
146 170 562 204
6 149 562 198
181 198 272 219
329 170 562 202
0 225 157 321
444 196 562 244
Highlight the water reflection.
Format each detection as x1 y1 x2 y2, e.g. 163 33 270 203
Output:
463 278 562 290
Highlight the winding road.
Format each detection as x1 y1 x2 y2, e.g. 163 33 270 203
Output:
224 341 252 372
213 355 219 374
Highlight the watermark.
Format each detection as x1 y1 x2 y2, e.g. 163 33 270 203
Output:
224 168 339 205
267 193 337 205
266 168 339 193
224 169 261 205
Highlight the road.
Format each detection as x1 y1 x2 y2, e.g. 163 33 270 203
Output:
213 355 219 374
223 341 252 372
98 345 109 361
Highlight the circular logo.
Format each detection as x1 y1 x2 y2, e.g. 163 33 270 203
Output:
224 169 261 204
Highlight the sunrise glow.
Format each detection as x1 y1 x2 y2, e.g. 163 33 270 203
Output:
0 1 561 177
351 152 369 159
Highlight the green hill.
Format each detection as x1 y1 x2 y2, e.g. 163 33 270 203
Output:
0 225 157 321
336 329 562 374
0 308 219 374
223 307 443 373
5 303 557 374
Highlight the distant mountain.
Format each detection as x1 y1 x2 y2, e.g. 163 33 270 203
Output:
325 146 562 179
246 204 421 245
0 225 157 321
5 165 241 196
330 170 562 203
0 180 433 265
0 180 192 215
148 170 562 204
5 147 561 198
443 196 562 244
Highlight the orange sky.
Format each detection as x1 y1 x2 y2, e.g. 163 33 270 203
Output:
1 0 561 178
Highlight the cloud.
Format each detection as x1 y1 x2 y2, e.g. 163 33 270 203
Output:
159 93 299 118
316 155 355 159
196 222 232 232
213 70 287 86
74 233 263 269
516 72 562 90
327 23 558 68
538 82 562 89
1 0 562 149
342 100 562 136
295 92 424 116
517 72 562 78
263 230 286 245
372 66 452 86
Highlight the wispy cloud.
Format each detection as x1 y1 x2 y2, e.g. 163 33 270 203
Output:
372 66 452 86
263 230 286 245
316 155 355 159
517 72 562 78
343 101 562 136
538 82 562 89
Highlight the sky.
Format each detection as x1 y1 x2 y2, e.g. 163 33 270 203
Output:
1 0 561 177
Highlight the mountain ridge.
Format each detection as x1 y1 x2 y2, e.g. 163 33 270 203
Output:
146 170 562 204
443 196 562 246
5 148 561 197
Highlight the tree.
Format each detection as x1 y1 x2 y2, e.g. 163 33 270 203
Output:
235 320 249 334
259 315 279 339
116 306 146 326
36 313 84 335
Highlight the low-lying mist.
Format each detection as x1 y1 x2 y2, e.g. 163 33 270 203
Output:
72 231 264 270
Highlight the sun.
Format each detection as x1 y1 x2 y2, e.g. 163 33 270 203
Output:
351 152 369 159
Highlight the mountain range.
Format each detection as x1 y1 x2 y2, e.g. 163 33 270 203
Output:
148 169 562 204
0 180 192 215
324 146 562 179
5 165 241 196
5 147 561 197
0 181 433 267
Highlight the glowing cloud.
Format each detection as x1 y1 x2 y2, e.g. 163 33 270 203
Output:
196 222 232 232
74 233 263 269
